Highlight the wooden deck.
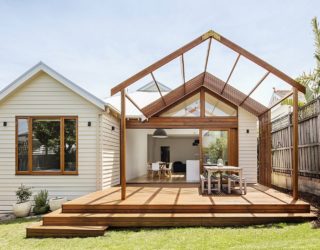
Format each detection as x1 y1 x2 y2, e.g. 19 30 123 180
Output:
27 184 316 237
62 184 310 213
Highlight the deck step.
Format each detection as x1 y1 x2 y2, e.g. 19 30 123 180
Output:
26 221 107 238
43 211 317 227
62 203 311 214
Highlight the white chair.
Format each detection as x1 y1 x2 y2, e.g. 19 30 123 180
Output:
200 174 221 194
225 174 247 194
163 162 173 178
151 162 161 179
147 162 152 177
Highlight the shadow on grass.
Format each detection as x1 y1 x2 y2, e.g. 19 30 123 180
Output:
0 217 40 226
108 222 300 232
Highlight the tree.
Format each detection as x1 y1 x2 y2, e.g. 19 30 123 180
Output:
297 17 320 102
207 137 227 163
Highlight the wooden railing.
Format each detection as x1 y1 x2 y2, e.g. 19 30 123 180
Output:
271 97 320 178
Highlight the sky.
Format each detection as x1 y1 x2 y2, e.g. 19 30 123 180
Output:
0 0 319 106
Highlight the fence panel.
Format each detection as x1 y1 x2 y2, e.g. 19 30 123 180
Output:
271 98 320 179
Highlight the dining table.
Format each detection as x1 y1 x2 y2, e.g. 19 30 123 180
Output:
203 165 243 194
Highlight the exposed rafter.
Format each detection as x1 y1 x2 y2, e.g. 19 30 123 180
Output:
111 34 208 95
204 30 305 93
239 71 270 106
111 29 306 116
150 72 166 105
180 54 186 94
204 38 212 73
221 54 241 94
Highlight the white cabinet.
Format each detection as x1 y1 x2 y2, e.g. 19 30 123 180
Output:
186 160 200 182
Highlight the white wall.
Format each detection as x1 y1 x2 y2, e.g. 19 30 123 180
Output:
126 129 152 180
149 136 199 163
0 72 104 211
238 107 258 183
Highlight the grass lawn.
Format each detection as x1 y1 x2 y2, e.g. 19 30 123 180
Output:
0 218 320 250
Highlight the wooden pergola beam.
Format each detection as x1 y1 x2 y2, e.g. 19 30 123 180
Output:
120 90 126 200
204 38 212 73
206 30 305 93
150 72 166 105
292 87 299 199
221 53 241 94
111 34 208 95
180 54 186 94
125 94 147 117
240 72 270 106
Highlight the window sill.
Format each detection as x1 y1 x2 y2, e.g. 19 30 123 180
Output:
15 171 78 176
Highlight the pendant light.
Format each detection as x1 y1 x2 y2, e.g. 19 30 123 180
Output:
152 128 168 138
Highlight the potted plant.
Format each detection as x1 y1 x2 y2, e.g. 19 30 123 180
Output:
33 190 50 215
49 197 67 211
13 184 32 217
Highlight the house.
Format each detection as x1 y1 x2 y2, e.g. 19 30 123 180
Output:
269 87 306 121
0 62 120 212
0 30 314 237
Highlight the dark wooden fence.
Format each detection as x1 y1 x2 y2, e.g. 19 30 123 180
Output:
271 97 320 179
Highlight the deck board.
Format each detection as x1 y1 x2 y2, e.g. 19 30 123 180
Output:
65 184 307 206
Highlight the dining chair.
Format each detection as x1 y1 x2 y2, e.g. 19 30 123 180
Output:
223 174 247 194
163 162 173 178
200 174 221 194
151 162 161 179
147 162 152 177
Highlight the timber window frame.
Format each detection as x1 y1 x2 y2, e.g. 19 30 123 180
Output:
15 116 78 175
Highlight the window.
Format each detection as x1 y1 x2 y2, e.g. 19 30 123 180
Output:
16 117 78 175
160 93 200 117
205 93 237 116
202 130 228 165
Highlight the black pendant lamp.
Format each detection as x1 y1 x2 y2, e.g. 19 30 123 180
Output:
152 128 168 138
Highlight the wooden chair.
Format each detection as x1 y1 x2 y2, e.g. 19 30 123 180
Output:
147 162 152 177
224 174 247 194
200 174 221 194
163 162 173 178
151 162 161 179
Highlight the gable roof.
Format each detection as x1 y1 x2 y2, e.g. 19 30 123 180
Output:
142 72 268 117
0 62 107 110
137 81 171 92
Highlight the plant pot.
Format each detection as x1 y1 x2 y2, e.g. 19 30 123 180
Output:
12 201 32 218
49 197 67 211
33 205 50 215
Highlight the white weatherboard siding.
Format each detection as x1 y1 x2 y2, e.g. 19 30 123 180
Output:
0 72 107 211
238 107 258 183
99 112 120 189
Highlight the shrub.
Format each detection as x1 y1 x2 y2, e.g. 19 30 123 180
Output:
15 184 32 204
33 190 50 215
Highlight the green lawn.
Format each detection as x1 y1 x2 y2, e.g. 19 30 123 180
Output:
0 219 320 250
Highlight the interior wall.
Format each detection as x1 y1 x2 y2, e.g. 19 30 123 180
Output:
148 137 199 164
126 129 153 180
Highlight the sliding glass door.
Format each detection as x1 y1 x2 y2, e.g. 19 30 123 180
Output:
202 130 229 165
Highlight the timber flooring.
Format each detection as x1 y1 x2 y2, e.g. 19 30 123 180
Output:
128 173 189 184
62 184 310 213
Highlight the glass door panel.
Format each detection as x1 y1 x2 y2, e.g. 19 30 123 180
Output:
202 130 228 165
